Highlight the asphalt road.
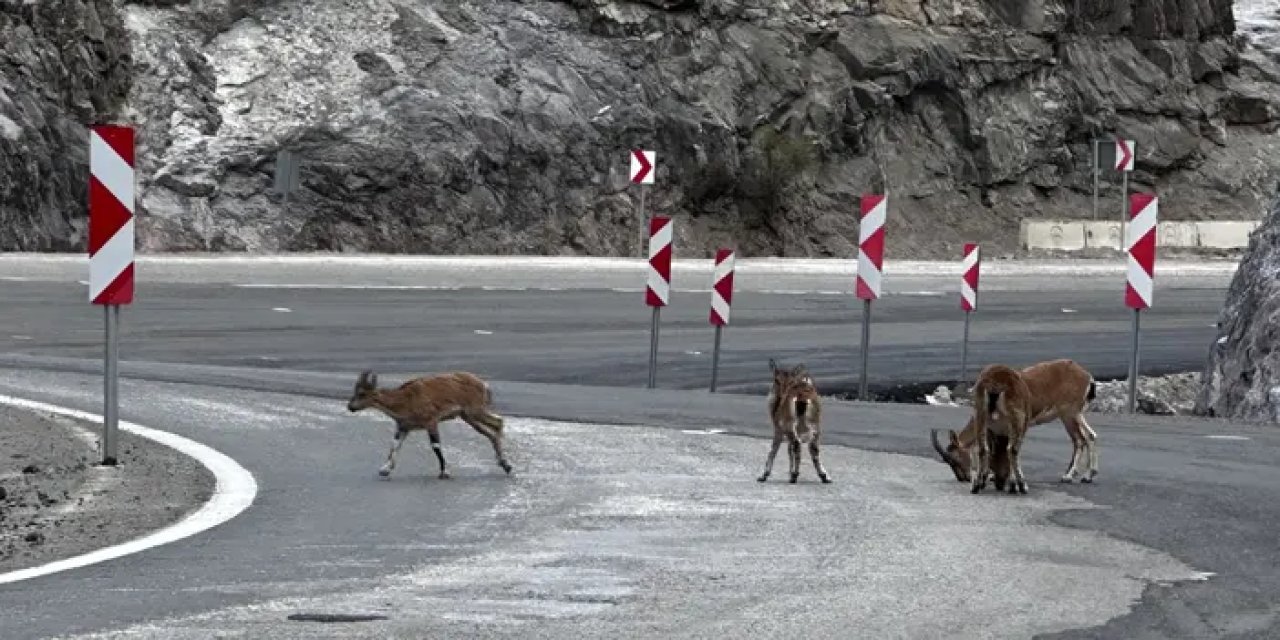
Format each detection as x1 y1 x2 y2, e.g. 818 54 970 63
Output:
0 255 1273 639
0 256 1237 397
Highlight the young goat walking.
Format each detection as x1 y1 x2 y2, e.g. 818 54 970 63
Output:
968 363 1033 495
346 370 512 479
757 359 832 484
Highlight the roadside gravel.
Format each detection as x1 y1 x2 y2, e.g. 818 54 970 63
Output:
0 404 214 575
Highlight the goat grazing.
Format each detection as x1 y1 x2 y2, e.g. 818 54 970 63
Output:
757 359 831 484
968 363 1033 494
346 370 512 479
931 358 1099 485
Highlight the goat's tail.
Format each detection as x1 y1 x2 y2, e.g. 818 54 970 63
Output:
1087 380 1097 402
481 382 505 433
986 389 1002 416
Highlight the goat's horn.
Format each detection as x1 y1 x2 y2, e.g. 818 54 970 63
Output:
931 429 954 464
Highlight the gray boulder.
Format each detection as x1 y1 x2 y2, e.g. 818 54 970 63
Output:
1195 184 1280 422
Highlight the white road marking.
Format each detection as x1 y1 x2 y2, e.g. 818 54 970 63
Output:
10 335 32 341
684 350 702 356
1203 435 1250 441
0 395 258 586
237 284 464 290
474 330 493 335
0 276 29 281
272 307 292 313
680 428 727 435
1062 308 1078 313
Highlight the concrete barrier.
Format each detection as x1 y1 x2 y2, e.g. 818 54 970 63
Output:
1022 220 1258 251
1196 221 1259 248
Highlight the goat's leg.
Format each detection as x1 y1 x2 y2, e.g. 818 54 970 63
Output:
1060 418 1085 483
379 423 411 478
1078 415 1099 483
425 422 449 479
970 427 988 494
788 436 801 484
1008 422 1029 494
462 413 512 474
758 432 783 482
808 438 831 484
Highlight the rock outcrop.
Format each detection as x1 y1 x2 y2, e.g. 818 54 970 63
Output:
1195 184 1280 422
0 0 132 250
6 1 1280 256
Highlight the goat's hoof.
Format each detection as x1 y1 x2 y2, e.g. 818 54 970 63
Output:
1080 476 1094 484
970 485 981 494
789 474 799 484
438 472 451 480
500 461 513 474
377 469 391 478
819 474 832 484
1060 475 1075 483
1018 482 1028 494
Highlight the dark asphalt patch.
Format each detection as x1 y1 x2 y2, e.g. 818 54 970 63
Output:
287 613 390 623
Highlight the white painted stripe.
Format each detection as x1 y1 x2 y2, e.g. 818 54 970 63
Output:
646 275 670 303
1127 255 1154 305
88 218 134 301
859 199 886 244
1203 435 1250 441
648 219 673 260
90 131 135 214
713 252 735 282
857 253 881 296
1126 207 1158 251
0 395 257 585
711 295 731 324
961 247 979 273
961 281 977 308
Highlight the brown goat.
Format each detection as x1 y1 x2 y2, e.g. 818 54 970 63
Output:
968 363 1033 494
758 359 831 484
346 370 511 479
931 358 1098 486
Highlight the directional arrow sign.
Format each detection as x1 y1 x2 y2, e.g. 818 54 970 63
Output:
630 149 655 184
1115 138 1134 172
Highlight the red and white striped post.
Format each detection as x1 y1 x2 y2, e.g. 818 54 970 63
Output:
645 215 673 388
856 194 886 400
708 248 735 392
1124 193 1157 413
89 124 136 465
959 243 980 388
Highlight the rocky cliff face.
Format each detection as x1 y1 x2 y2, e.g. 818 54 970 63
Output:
1195 184 1280 422
5 1 1280 257
0 0 132 250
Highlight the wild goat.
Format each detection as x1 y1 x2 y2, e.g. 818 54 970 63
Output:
967 363 1033 494
757 359 831 484
931 358 1099 485
346 370 511 479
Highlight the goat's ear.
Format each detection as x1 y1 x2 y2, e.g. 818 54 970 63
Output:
949 430 960 447
768 358 777 372
368 372 378 387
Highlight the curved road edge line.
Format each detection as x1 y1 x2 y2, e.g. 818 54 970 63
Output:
0 395 258 585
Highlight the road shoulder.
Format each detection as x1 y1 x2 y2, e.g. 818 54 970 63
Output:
0 403 214 575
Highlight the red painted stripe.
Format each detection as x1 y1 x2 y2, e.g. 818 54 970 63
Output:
860 226 885 268
1124 282 1146 310
93 125 135 167
91 262 135 305
856 277 876 300
1129 229 1156 276
860 194 884 216
1129 193 1156 220
88 176 131 255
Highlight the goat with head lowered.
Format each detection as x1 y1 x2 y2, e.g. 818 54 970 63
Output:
757 358 831 484
347 369 512 479
931 358 1099 487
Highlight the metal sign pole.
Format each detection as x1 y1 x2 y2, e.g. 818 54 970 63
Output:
648 306 660 389
859 299 872 400
103 304 120 465
637 189 647 258
1126 309 1141 413
709 324 724 392
1120 171 1129 241
1091 139 1099 220
960 309 972 389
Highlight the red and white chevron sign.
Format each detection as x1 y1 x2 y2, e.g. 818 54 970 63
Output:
856 194 886 300
1125 194 1158 310
960 243 980 312
645 216 672 307
630 149 655 184
1115 138 1135 172
88 125 136 305
709 248 735 326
